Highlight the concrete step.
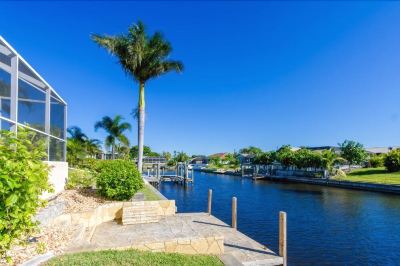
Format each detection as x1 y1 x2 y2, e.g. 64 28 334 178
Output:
122 205 160 225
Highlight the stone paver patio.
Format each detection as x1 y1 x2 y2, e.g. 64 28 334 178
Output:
68 212 282 266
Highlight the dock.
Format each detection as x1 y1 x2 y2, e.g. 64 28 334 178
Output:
73 213 283 266
143 162 194 185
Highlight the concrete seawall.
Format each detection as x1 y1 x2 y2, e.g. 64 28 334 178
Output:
196 169 400 194
264 176 400 194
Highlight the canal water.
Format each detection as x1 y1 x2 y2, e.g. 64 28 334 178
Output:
159 171 400 265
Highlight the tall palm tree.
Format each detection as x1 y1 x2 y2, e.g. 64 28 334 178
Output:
94 115 131 159
92 21 183 173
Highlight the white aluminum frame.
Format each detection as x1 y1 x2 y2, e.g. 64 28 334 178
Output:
0 36 67 161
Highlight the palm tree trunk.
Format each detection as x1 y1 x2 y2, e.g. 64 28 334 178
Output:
137 82 145 174
112 144 115 160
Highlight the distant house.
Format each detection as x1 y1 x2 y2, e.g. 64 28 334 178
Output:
190 156 208 169
190 156 208 165
209 152 227 159
137 156 167 164
98 151 120 160
238 153 255 165
305 146 341 154
365 147 400 155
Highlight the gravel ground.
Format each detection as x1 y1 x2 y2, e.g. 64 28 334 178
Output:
3 189 118 265
56 189 118 213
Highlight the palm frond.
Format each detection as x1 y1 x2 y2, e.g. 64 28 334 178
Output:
92 20 184 83
118 134 130 147
94 115 131 149
67 126 88 142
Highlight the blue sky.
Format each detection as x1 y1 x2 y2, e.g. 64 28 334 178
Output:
1 1 399 155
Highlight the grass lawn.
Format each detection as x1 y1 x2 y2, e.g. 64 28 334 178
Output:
334 167 400 185
136 184 163 200
45 249 223 266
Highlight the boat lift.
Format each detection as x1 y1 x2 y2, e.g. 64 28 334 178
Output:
143 162 194 186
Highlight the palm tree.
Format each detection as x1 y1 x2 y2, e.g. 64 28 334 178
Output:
322 149 345 174
66 126 88 166
94 115 131 159
92 21 183 173
85 138 102 158
67 126 88 143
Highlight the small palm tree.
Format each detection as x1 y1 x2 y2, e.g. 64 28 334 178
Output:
92 21 183 173
94 115 131 159
85 138 102 158
67 126 88 166
322 149 345 174
67 126 88 143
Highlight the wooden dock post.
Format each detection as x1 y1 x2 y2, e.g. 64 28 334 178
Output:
232 197 237 230
176 164 179 183
156 163 160 181
184 162 189 182
279 211 287 266
207 189 212 215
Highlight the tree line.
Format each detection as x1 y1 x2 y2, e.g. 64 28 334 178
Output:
240 141 400 174
67 117 191 168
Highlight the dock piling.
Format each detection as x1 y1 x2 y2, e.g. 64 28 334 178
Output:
279 211 287 266
184 162 189 182
232 197 237 230
207 189 212 215
156 163 160 181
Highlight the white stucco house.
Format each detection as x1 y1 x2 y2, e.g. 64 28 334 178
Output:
0 36 67 198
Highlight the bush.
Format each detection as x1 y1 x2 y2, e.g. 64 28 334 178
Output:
334 169 347 178
95 160 143 200
76 158 99 172
338 140 367 168
253 152 274 165
66 139 86 167
294 149 323 169
276 146 296 168
66 168 95 189
384 150 400 172
368 155 384 168
0 129 51 260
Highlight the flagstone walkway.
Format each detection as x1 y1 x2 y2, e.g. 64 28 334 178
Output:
67 212 282 266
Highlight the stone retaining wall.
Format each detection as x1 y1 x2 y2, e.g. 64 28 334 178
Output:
50 200 176 228
107 236 224 255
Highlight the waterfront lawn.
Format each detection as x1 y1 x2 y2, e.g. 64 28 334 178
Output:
137 184 163 200
334 167 400 185
45 249 223 266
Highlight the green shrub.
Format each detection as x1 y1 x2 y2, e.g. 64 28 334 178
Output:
0 129 51 260
66 168 95 189
66 139 86 167
334 169 347 178
276 146 296 168
95 160 143 200
368 154 384 168
384 150 400 172
294 149 323 169
76 158 100 172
